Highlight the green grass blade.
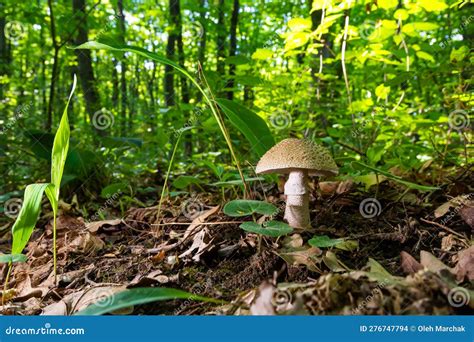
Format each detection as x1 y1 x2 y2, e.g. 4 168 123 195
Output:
11 183 54 254
75 287 224 316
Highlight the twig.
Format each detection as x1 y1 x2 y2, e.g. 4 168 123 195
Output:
150 221 243 226
420 218 467 239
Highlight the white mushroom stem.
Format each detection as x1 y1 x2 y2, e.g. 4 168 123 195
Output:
283 170 310 229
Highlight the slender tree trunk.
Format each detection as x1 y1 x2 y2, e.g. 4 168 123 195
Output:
164 0 178 107
47 0 59 132
112 58 119 109
72 0 104 135
226 0 239 100
172 0 192 155
0 16 8 99
216 0 226 79
117 0 128 135
196 0 207 103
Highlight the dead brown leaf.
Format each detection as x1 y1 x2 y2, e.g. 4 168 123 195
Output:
86 219 122 233
454 246 474 282
400 251 422 274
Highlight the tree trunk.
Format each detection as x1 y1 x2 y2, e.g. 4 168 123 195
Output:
0 17 9 99
72 0 104 135
46 0 59 132
117 0 127 135
164 0 178 107
196 0 207 103
226 0 239 100
216 0 226 79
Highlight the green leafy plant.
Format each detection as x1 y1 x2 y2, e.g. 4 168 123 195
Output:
223 199 292 237
73 41 276 198
1 76 76 298
309 235 359 252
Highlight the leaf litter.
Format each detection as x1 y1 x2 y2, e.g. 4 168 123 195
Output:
1 171 473 315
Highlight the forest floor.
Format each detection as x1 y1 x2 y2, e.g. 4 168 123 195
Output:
2 169 473 315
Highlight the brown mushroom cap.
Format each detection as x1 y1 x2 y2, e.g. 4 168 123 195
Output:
255 138 338 176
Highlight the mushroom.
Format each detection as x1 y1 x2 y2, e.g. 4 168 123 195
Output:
255 138 338 229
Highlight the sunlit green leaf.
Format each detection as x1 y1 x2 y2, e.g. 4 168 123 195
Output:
223 199 278 217
240 220 293 237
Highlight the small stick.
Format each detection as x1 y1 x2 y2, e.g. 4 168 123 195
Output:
420 218 467 239
147 221 242 226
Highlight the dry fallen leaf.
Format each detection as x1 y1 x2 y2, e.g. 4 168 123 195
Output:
278 246 322 272
182 206 220 240
41 286 126 315
454 246 474 282
86 219 122 233
250 282 275 315
420 251 454 275
434 195 472 218
400 251 422 274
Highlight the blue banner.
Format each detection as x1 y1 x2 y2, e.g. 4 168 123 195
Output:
0 316 472 342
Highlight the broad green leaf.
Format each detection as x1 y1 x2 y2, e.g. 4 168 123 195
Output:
311 0 332 12
378 0 398 10
309 235 359 251
375 84 391 100
284 31 310 51
216 99 275 158
251 48 273 60
0 254 27 263
11 183 54 254
450 46 469 63
394 9 409 20
76 287 223 315
223 199 278 217
309 235 344 248
50 75 76 201
419 0 448 12
287 18 312 32
352 161 440 191
402 22 439 37
172 175 203 189
416 51 435 62
240 221 293 237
